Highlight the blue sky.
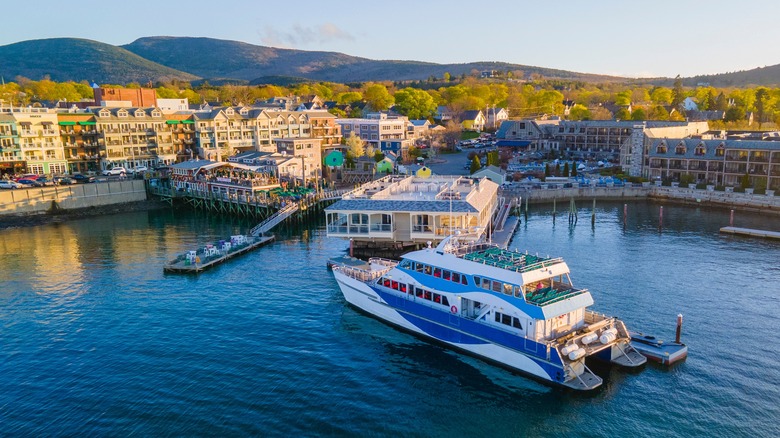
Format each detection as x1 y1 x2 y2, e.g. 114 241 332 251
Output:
5 0 780 78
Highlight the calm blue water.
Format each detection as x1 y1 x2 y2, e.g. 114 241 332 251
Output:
1 202 779 437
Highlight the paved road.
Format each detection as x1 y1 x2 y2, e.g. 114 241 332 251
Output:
424 150 471 176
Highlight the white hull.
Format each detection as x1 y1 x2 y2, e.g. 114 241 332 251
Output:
334 271 557 383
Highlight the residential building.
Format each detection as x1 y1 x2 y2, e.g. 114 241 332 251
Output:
471 165 507 185
157 98 189 113
0 112 23 175
485 108 509 130
325 175 499 249
460 110 486 131
336 113 408 149
273 137 322 183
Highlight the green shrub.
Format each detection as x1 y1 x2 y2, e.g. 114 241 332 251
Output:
715 185 726 191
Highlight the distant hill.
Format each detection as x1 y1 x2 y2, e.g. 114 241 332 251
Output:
683 65 780 87
0 38 198 84
121 36 623 84
2 36 780 87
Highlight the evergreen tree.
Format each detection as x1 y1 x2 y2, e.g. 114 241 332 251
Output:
470 156 482 174
571 163 578 177
544 163 551 177
741 173 751 189
671 75 685 110
555 162 561 176
714 92 728 111
563 162 570 177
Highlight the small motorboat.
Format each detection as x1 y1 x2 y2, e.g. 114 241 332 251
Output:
629 315 688 366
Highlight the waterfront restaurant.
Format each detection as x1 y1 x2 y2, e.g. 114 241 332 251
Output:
325 175 498 244
170 160 280 199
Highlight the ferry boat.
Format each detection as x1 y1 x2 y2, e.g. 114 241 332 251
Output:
331 236 646 390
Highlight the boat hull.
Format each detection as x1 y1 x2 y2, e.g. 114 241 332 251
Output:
334 271 597 389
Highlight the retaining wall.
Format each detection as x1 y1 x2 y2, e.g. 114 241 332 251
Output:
0 180 147 216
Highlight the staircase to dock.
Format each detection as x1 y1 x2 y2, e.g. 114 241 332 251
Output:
250 203 299 236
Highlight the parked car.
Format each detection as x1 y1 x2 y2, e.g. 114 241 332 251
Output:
35 177 55 186
17 179 43 187
54 176 75 185
102 167 127 176
71 174 95 184
13 173 38 182
131 166 148 175
0 180 21 189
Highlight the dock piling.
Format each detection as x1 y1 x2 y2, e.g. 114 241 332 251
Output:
659 206 664 229
623 203 628 227
675 314 683 344
730 209 734 226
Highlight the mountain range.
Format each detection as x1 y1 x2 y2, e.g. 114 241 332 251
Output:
0 36 778 88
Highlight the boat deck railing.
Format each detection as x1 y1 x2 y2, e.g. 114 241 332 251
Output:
334 260 395 283
462 246 563 274
525 286 587 306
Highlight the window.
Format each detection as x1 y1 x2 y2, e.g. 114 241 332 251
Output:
503 283 513 295
452 273 460 283
716 146 725 157
383 278 391 287
391 281 398 290
675 144 686 155
424 265 432 275
415 263 424 273
442 296 449 306
657 145 667 154
492 281 502 293
433 268 442 278
443 270 451 281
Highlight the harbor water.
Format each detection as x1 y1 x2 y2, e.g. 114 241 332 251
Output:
1 202 778 437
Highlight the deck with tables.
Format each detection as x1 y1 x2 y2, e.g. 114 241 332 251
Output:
462 246 562 273
164 234 275 274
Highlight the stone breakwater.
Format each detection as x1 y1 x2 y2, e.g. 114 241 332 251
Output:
502 185 780 214
0 180 148 216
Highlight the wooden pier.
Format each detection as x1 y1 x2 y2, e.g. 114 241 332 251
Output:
719 226 780 240
164 235 275 274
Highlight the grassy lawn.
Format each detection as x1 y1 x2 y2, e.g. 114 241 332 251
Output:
460 131 480 140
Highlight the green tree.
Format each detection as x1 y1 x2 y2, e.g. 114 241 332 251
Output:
631 108 647 120
571 164 578 177
345 132 365 158
156 86 179 98
554 162 561 176
568 104 591 120
714 92 728 111
363 83 394 111
374 150 385 162
754 87 770 128
649 105 670 120
650 87 672 105
614 107 631 120
336 91 362 105
614 90 632 106
671 75 685 109
443 72 451 82
544 163 551 178
725 107 746 122
470 156 482 174
563 162 570 177
393 87 436 119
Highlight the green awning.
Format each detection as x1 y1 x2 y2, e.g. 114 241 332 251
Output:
78 121 96 126
166 120 181 125
58 121 77 126
181 120 195 124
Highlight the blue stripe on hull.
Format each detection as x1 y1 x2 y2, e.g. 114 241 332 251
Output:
373 287 566 382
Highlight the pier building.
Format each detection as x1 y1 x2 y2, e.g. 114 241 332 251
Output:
325 175 498 256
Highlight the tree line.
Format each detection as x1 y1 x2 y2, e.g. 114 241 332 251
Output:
2 74 780 130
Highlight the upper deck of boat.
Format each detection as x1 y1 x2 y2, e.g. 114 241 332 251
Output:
461 246 563 274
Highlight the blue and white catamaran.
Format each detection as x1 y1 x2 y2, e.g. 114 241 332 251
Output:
332 235 646 390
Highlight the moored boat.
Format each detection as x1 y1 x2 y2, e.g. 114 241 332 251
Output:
331 235 646 390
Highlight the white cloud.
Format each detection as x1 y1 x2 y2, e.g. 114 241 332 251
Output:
259 22 354 48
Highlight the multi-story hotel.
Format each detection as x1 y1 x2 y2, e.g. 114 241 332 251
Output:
58 113 100 174
646 138 780 190
0 107 67 175
193 107 341 160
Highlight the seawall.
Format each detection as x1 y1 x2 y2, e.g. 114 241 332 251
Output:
501 185 780 214
0 180 147 216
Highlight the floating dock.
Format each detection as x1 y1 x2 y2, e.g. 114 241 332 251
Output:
719 226 780 240
164 234 275 274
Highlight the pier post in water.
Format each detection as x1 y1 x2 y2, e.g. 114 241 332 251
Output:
675 314 683 343
552 198 556 224
730 209 734 226
591 199 596 227
659 206 664 229
349 238 354 258
623 203 628 227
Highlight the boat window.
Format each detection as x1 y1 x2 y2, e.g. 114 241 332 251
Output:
452 273 460 283
433 268 442 278
503 283 512 295
433 293 441 303
513 317 523 329
495 313 501 323
514 286 523 298
502 314 512 325
391 281 398 290
400 284 407 293
443 270 451 281
474 276 481 286
424 265 432 275
461 276 468 286
424 291 432 300
416 288 424 298
492 281 502 293
442 296 449 306
398 260 410 269
383 278 391 287
415 263 424 273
